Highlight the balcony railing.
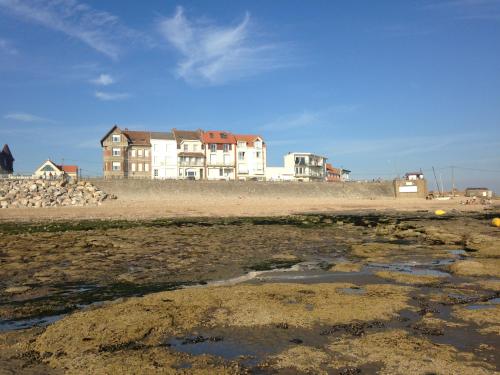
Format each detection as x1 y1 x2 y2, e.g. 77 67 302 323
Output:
179 161 204 167
207 160 235 166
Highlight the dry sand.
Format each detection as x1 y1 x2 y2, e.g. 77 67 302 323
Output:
0 195 494 222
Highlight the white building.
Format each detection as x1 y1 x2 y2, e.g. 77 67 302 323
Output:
202 130 236 180
265 167 294 181
150 132 177 179
173 129 205 180
283 152 327 181
235 135 266 181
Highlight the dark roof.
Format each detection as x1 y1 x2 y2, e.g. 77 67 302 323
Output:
172 129 203 145
123 130 151 146
465 187 489 190
1 144 14 161
405 171 423 175
150 132 174 140
100 125 120 146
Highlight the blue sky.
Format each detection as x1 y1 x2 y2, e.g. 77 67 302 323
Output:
1 0 499 191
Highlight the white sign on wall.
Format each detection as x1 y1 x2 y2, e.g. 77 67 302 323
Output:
399 185 418 193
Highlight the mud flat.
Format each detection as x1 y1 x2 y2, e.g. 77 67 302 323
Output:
0 211 499 374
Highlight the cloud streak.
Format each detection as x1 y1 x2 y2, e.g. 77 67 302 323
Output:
0 0 143 59
4 112 55 123
158 6 290 85
91 74 114 86
0 37 18 55
94 91 130 101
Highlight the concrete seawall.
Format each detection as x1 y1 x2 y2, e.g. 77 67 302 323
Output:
89 179 395 200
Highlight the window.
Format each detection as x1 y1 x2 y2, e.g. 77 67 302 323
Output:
112 148 120 156
138 149 143 157
193 144 198 152
223 144 230 152
41 164 55 172
154 169 159 177
153 144 157 152
238 151 245 161
255 140 262 149
295 167 304 175
145 163 149 172
256 151 261 158
183 144 188 152
131 163 136 172
145 150 150 157
179 169 182 176
220 168 223 176
131 149 136 157
112 162 121 171
138 163 143 172
210 144 216 152
112 134 120 143
237 141 246 148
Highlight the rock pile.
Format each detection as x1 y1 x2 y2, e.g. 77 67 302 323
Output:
0 179 116 208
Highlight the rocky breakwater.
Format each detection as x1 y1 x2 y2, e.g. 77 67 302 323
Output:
0 179 116 208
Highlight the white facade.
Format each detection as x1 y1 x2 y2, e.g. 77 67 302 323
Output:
283 152 327 181
265 167 294 181
235 137 266 180
178 140 205 180
206 144 236 180
151 134 177 179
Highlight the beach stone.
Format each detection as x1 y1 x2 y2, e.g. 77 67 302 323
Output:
0 179 114 208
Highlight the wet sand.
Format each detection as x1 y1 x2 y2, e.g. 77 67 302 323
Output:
0 211 499 374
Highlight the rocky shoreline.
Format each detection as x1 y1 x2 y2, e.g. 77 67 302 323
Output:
0 179 115 208
0 212 498 374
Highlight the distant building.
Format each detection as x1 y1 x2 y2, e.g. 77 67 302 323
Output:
100 125 151 179
34 160 79 180
265 167 294 181
151 132 177 179
235 134 266 180
405 171 424 181
173 129 205 180
341 168 351 181
326 163 341 182
465 187 493 198
284 152 327 181
202 130 236 180
0 144 14 174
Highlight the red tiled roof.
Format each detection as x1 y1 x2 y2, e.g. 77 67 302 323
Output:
326 163 341 174
234 134 264 147
60 165 78 173
202 131 236 144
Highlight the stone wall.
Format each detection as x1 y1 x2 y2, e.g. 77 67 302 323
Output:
89 179 396 200
393 179 428 199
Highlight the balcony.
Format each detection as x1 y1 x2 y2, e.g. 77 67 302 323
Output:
179 161 204 167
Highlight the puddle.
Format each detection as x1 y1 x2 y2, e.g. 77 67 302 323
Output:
367 262 451 277
0 313 65 332
167 326 314 367
466 297 500 310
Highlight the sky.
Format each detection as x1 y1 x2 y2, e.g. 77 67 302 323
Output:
0 0 499 191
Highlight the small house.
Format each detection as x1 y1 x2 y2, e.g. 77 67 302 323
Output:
34 160 79 180
405 171 424 181
465 187 493 198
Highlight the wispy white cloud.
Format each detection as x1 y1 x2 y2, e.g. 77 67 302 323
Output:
0 37 18 55
0 0 144 59
4 112 55 123
90 74 114 86
424 0 500 20
259 105 358 132
94 91 130 101
158 6 290 85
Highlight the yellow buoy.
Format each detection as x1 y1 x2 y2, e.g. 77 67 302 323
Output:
435 209 446 216
492 218 500 227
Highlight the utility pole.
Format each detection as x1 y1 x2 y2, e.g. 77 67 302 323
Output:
451 166 456 197
432 166 441 196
